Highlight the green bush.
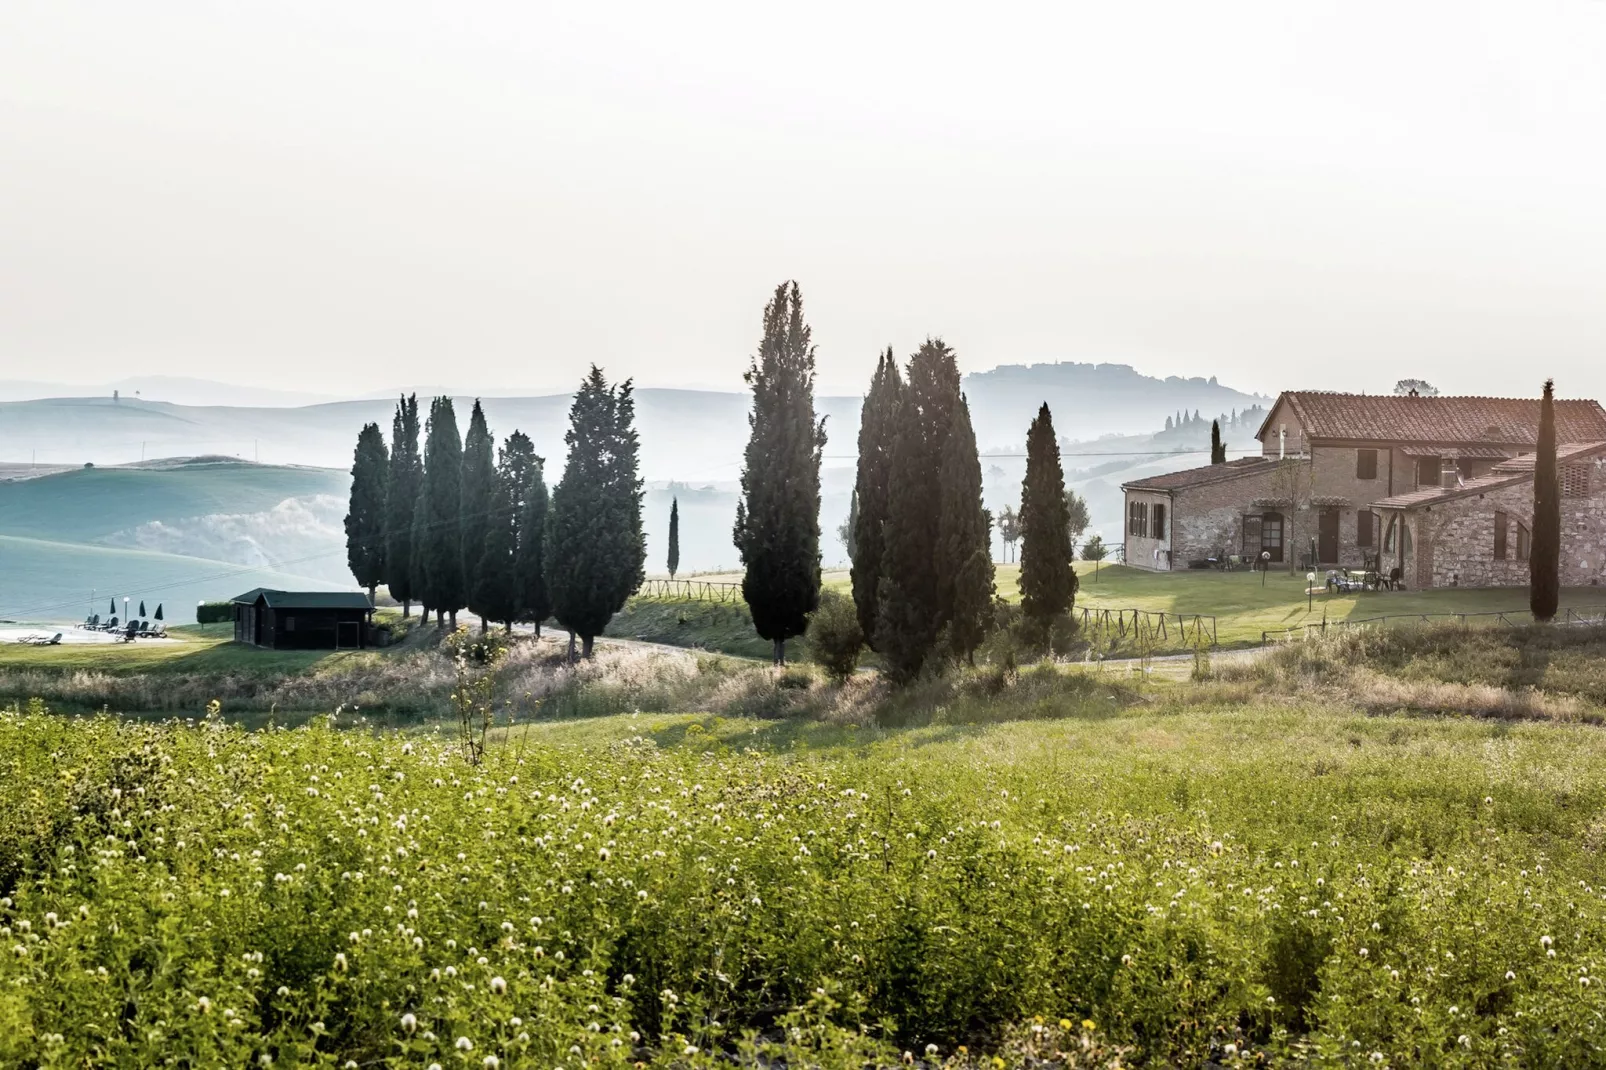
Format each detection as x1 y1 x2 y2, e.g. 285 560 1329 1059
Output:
806 589 863 680
195 601 233 625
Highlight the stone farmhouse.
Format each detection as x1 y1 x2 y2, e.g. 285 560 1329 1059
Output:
1121 390 1606 589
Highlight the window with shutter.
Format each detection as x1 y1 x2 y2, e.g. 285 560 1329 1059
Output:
1151 503 1166 540
1516 522 1530 562
1356 449 1378 480
1494 511 1508 559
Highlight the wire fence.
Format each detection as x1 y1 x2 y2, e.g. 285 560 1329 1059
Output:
1260 604 1606 646
637 579 745 604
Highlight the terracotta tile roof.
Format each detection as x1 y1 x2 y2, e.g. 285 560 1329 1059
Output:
1399 445 1513 460
1257 392 1606 446
1121 455 1272 492
1372 441 1606 509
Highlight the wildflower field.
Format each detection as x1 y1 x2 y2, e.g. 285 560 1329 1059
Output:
5 700 1606 1067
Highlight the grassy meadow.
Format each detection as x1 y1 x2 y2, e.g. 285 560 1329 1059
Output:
8 683 1606 1065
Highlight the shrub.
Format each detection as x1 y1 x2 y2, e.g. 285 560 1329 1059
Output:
195 601 232 624
806 589 864 681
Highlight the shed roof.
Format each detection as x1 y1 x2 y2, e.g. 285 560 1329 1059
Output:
230 589 374 610
1257 392 1606 446
1121 455 1272 493
1372 441 1606 510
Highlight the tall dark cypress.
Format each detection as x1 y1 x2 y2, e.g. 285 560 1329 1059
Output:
344 422 389 603
545 367 645 658
734 281 827 666
667 498 680 579
1210 419 1226 464
472 455 519 632
850 348 902 649
459 400 496 630
501 432 552 635
937 393 994 662
1019 403 1077 627
419 397 466 629
876 339 963 682
384 395 422 617
1531 378 1561 622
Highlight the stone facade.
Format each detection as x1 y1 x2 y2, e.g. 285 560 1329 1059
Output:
1389 454 1606 590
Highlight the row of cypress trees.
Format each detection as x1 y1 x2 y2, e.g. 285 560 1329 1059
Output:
344 369 645 655
845 342 1006 682
345 396 550 632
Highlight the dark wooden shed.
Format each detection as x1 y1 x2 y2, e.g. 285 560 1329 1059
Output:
231 589 374 650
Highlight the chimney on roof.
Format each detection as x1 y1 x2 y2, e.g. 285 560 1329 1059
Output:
1441 465 1459 490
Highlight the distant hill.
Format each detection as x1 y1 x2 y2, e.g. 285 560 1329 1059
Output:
961 363 1266 451
0 460 358 624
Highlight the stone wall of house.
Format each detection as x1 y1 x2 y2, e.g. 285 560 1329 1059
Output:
1168 466 1287 567
1560 459 1606 589
1403 457 1606 590
1259 398 1307 457
1123 489 1172 571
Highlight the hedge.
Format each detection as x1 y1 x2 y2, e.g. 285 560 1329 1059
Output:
196 602 233 624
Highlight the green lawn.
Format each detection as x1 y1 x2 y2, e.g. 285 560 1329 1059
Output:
1003 564 1604 648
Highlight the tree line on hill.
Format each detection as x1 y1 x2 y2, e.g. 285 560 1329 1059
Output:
344 367 646 659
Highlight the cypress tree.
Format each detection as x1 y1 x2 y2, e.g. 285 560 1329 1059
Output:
384 395 422 617
734 281 827 666
850 348 902 649
668 498 680 578
1531 378 1561 622
545 367 645 659
471 458 519 631
344 422 389 603
501 431 552 635
1211 419 1226 464
876 339 963 682
839 491 858 561
419 397 465 629
936 393 994 662
1019 403 1077 628
459 400 497 632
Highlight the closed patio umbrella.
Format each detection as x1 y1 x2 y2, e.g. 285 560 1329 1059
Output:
154 604 164 621
109 599 116 616
138 601 146 617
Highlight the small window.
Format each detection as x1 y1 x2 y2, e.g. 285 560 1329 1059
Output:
1494 511 1508 560
1416 457 1441 489
284 615 296 632
1151 503 1167 540
1356 449 1378 480
1357 509 1375 548
1516 522 1531 562
1562 465 1591 499
1129 501 1149 538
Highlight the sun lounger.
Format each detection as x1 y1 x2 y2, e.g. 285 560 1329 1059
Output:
19 633 62 646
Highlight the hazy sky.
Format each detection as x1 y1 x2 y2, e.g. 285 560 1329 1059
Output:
3 1 1604 399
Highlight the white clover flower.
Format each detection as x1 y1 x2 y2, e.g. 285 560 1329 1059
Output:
483 1058 499 1070
1506 970 1516 981
1542 935 1554 948
401 1012 417 1034
456 1037 474 1052
490 976 508 995
196 996 212 1014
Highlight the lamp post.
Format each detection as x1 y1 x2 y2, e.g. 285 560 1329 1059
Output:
123 597 129 625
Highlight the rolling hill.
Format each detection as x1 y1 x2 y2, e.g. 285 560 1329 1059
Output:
0 459 358 624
